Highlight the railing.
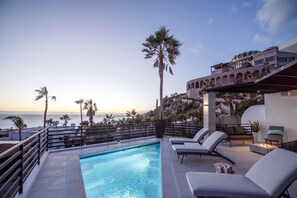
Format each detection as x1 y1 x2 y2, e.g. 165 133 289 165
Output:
0 122 202 197
47 123 157 149
165 123 203 138
0 128 48 198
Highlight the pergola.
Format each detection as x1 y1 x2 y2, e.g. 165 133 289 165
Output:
202 59 297 132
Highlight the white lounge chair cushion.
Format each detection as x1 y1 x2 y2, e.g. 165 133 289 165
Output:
169 137 197 144
202 131 227 151
246 148 297 197
172 143 208 153
169 128 209 144
186 172 269 198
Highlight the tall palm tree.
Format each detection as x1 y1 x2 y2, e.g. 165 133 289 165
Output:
60 114 71 126
142 26 182 117
3 116 26 141
74 98 84 124
35 86 56 129
83 99 98 125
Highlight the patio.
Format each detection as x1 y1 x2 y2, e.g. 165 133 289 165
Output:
21 137 266 198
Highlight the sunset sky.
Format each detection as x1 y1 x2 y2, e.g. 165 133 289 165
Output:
0 0 297 114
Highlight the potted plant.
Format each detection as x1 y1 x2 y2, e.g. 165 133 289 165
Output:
155 99 165 138
249 120 261 143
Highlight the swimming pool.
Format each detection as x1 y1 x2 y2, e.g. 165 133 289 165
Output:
80 143 162 198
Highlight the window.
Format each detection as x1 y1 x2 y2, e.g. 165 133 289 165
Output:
265 56 275 62
255 59 264 65
289 57 296 62
278 57 287 62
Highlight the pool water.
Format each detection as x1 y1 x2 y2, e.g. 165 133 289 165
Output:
80 143 161 198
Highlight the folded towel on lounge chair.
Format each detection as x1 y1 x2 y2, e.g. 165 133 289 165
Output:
186 148 297 198
169 128 209 144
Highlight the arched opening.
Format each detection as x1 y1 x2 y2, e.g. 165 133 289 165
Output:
229 74 235 83
236 73 243 81
195 81 199 88
222 75 228 84
216 77 221 85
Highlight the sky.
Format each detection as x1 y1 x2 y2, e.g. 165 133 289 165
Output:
0 0 297 114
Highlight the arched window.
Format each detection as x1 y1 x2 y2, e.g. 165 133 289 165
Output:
216 77 221 85
195 81 199 88
229 74 235 83
222 75 228 84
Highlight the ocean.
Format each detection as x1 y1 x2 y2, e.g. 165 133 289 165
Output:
0 112 125 129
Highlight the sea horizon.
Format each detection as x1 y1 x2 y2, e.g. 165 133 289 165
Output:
0 111 126 129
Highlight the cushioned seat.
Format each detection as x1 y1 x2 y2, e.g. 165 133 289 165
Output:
186 148 297 198
169 128 209 144
221 126 254 147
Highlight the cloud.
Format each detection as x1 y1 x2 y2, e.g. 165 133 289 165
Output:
208 18 214 25
229 4 239 14
253 34 271 44
256 0 297 34
190 42 202 56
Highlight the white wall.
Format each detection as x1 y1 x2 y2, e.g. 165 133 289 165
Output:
264 90 297 142
241 105 265 125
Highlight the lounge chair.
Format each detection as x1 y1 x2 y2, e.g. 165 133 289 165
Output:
186 148 297 198
169 128 209 144
172 131 234 164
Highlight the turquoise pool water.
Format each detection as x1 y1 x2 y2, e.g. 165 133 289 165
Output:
80 143 161 198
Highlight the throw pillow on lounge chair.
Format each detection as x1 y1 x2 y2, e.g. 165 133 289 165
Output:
169 128 209 144
172 131 234 164
186 148 297 198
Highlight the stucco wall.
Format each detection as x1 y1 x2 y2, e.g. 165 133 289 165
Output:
241 105 265 125
264 90 297 142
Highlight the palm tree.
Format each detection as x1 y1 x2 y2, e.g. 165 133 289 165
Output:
60 114 71 126
142 26 182 117
46 118 54 126
83 99 98 125
126 109 137 123
103 114 115 124
35 86 56 129
74 98 84 124
3 116 26 141
222 93 237 115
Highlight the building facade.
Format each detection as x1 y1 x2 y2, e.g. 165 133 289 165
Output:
187 46 297 99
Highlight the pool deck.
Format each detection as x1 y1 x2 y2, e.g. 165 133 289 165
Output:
23 137 265 198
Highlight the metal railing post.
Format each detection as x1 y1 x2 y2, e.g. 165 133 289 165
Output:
80 126 83 146
46 128 49 151
19 144 24 193
38 133 41 165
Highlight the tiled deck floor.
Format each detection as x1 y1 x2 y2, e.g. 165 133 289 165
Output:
26 137 264 198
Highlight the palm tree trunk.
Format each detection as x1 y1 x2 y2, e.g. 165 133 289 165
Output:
80 104 83 124
90 116 93 125
44 97 48 129
159 67 164 118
